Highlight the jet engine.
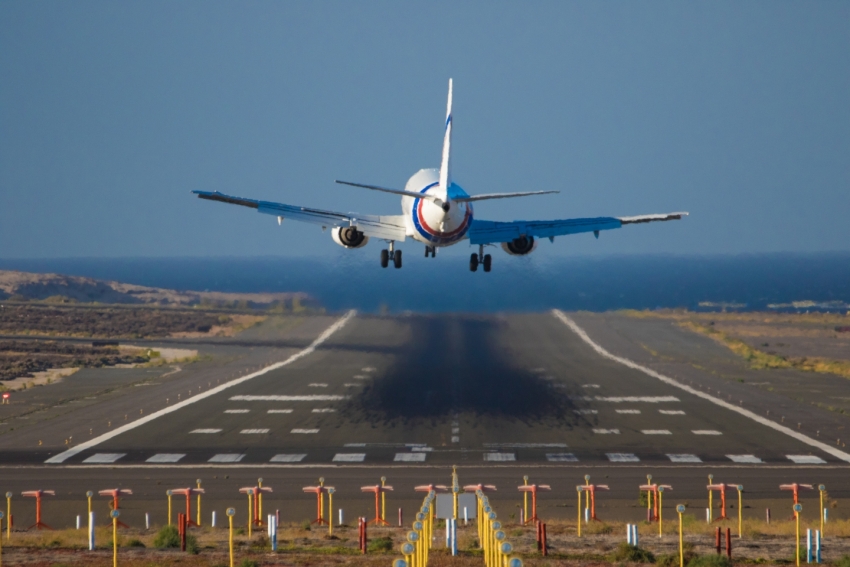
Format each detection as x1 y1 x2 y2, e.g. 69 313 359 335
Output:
500 235 537 256
332 227 369 249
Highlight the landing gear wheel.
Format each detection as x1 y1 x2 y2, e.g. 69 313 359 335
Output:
483 254 492 272
380 249 389 268
393 249 403 269
469 253 479 272
424 247 430 257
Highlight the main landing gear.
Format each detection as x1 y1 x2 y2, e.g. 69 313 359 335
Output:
380 241 402 269
470 245 492 273
424 246 436 258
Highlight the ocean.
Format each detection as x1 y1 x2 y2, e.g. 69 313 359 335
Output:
1 253 848 313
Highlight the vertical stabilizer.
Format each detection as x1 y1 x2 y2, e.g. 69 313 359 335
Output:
438 79 453 197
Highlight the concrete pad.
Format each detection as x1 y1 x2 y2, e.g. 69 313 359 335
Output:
667 454 702 463
270 454 306 463
146 453 185 463
484 453 516 462
787 455 827 464
208 453 244 463
394 453 426 462
83 453 126 464
607 453 640 462
727 454 763 464
333 453 365 462
546 453 579 462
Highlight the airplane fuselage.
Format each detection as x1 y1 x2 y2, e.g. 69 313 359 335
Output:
402 168 473 247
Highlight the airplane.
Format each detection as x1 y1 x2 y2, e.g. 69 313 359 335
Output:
193 79 687 272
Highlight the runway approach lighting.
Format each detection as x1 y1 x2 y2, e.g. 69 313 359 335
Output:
99 489 132 528
677 504 687 567
794 503 803 567
110 510 120 567
781 484 814 519
5 492 11 540
706 482 740 522
226 508 236 567
517 483 550 524
21 490 55 530
239 482 273 527
169 487 205 528
819 485 826 534
414 483 447 524
737 486 744 538
580 482 610 522
639 482 672 523
362 484 394 526
303 482 334 526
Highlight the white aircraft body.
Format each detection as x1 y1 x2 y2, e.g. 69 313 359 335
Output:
194 80 687 272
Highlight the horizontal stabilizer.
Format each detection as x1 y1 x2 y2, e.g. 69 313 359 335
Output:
454 190 559 203
335 180 443 204
617 212 689 224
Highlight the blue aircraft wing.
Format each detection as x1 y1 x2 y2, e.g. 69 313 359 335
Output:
192 190 407 241
468 212 687 245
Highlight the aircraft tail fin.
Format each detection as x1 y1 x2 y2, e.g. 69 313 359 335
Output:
438 79 453 198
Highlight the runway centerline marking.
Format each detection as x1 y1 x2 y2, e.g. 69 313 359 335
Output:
240 429 269 434
146 453 186 463
787 455 826 464
291 428 319 434
553 310 850 463
727 454 763 464
593 429 620 434
693 430 722 435
660 410 686 415
83 453 125 464
668 454 702 463
642 430 672 435
44 311 356 464
267 409 293 413
224 409 249 414
209 454 244 463
190 429 222 434
270 454 306 463
616 409 641 414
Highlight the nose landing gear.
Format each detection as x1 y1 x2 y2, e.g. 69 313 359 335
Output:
469 245 492 273
380 242 402 269
424 246 436 258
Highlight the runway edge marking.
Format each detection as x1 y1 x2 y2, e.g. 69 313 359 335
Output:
44 311 356 464
552 309 850 464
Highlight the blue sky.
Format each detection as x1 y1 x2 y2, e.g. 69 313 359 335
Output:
1 1 848 259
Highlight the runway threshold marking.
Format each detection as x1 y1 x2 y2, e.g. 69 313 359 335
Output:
44 311 356 464
727 454 763 463
553 310 850 464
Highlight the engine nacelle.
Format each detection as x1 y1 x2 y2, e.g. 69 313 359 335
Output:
332 227 369 249
501 235 537 256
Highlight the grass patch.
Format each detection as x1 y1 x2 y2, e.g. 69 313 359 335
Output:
610 542 656 563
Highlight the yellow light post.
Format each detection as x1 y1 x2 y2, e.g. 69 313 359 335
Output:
110 509 120 567
677 505 686 567
451 466 459 520
246 489 253 538
819 485 826 535
794 503 802 567
226 508 236 567
5 492 11 540
166 490 173 526
413 522 424 566
585 474 591 515
328 488 335 536
196 479 202 527
86 491 93 517
257 478 263 524
318 478 324 523
494 529 505 565
708 474 714 522
381 476 387 523
401 542 414 567
646 475 653 519
407 531 419 567
737 485 744 538
0 510 4 567
658 486 665 537
576 486 582 537
522 475 529 523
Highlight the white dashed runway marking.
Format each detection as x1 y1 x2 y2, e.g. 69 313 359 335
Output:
231 395 346 401
693 430 722 435
270 454 306 463
208 453 245 463
308 383 328 388
574 409 598 414
224 409 249 414
451 436 460 443
344 443 366 447
616 409 641 414
312 408 336 413
190 429 222 434
607 453 640 462
642 430 672 435
546 453 579 462
83 453 126 464
344 383 360 387
484 453 516 462
660 410 686 415
353 375 367 379
240 429 269 434
667 453 702 463
362 367 376 372
727 454 763 464
582 384 601 388
576 396 680 403
146 453 186 463
291 429 319 434
593 429 620 434
787 455 827 464
394 453 427 462
333 453 365 462
267 409 293 413
484 443 567 448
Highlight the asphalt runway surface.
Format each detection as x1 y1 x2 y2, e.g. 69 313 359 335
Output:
1 311 848 527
